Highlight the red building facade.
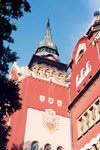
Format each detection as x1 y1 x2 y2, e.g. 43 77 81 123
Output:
68 11 100 150
8 12 100 150
8 19 71 150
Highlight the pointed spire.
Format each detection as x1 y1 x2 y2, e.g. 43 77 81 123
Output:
35 19 59 61
43 18 52 42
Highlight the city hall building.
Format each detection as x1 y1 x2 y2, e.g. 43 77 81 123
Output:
8 12 100 150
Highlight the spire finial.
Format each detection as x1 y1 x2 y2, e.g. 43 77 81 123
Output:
47 16 50 27
94 11 100 17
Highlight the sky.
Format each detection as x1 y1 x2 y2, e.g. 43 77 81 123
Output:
9 0 100 72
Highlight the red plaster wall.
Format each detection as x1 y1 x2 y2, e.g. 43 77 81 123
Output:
70 33 100 101
8 72 70 149
71 78 100 150
69 30 100 150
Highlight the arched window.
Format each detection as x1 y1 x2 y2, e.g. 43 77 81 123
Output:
38 67 43 77
81 68 85 79
45 69 50 78
77 49 84 62
58 73 63 82
57 146 64 150
75 43 87 64
23 141 31 150
86 61 91 73
31 141 39 150
76 74 80 88
44 143 52 150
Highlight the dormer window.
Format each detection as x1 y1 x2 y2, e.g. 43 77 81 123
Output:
77 49 84 62
75 43 87 64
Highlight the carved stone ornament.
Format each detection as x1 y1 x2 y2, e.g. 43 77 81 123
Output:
10 62 70 87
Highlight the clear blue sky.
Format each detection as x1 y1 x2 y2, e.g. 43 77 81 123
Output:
9 0 100 70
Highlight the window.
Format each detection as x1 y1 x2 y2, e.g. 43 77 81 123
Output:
44 144 51 150
86 61 91 73
91 144 97 150
75 43 87 64
95 99 100 114
77 97 100 139
76 61 92 88
23 141 31 150
79 117 84 133
81 68 85 79
31 141 39 150
45 69 50 78
84 112 90 128
77 49 84 62
52 71 56 81
37 67 43 76
76 74 80 87
89 106 96 121
57 146 64 150
97 140 100 150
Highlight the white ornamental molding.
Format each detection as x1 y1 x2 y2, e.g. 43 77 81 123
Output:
10 62 34 82
76 60 91 88
92 32 100 45
80 133 100 150
10 62 70 87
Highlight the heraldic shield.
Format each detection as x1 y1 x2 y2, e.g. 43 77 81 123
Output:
44 109 56 131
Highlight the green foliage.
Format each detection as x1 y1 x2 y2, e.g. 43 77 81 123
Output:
0 0 31 149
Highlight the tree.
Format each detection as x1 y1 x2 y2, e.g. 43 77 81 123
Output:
0 0 31 149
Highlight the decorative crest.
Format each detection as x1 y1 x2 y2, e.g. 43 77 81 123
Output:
43 109 59 132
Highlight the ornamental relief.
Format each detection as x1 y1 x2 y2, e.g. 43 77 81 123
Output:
77 98 100 139
92 31 100 45
40 95 63 107
43 109 59 132
11 62 70 87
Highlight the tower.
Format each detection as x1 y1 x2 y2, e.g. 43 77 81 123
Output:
8 20 71 150
68 11 100 150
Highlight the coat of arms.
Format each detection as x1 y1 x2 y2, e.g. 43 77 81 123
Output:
43 109 57 131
